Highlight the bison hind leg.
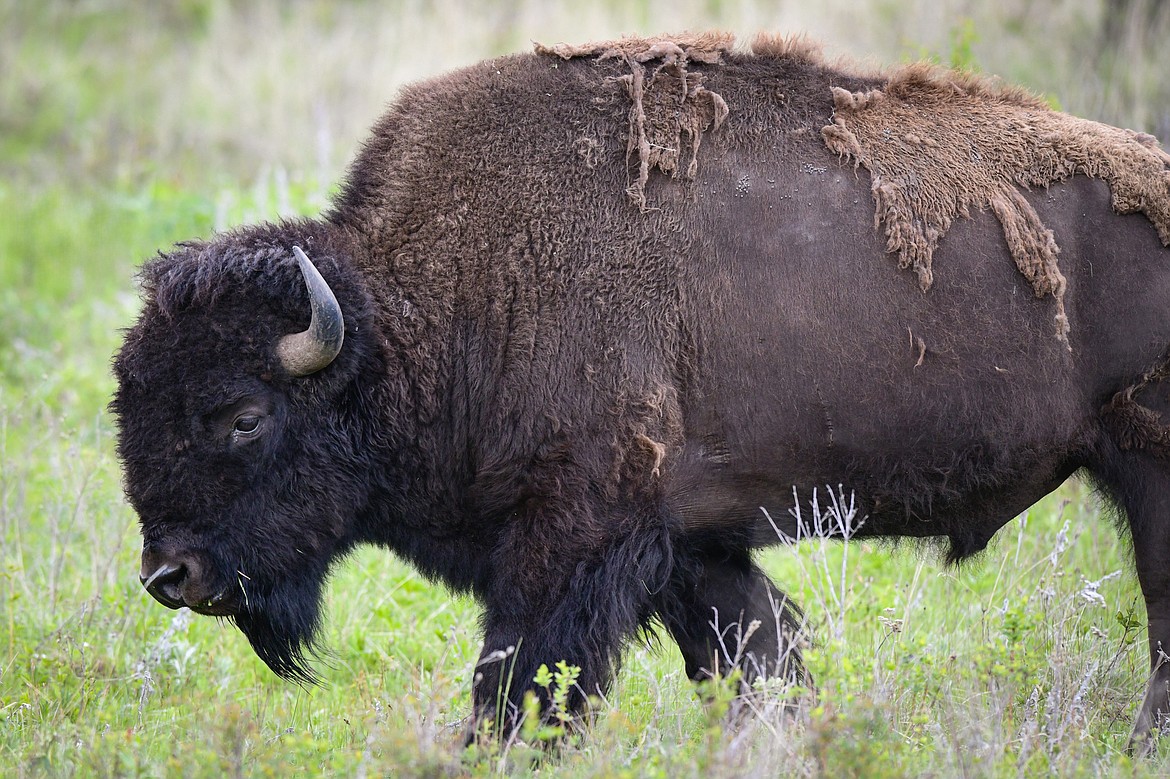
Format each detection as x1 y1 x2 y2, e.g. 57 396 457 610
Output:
654 547 809 703
1086 442 1170 755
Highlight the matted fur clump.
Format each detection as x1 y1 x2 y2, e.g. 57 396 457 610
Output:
536 34 732 209
823 64 1170 347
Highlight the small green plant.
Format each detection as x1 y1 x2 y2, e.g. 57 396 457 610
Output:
524 660 582 742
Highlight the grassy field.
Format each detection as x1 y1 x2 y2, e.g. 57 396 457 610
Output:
4 1 1170 775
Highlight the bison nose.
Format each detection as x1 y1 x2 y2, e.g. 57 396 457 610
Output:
139 560 188 610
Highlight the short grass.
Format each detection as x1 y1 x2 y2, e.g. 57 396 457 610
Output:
3 1 1170 776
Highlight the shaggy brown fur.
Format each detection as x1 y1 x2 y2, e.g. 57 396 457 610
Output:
823 63 1170 347
536 34 730 209
748 31 826 65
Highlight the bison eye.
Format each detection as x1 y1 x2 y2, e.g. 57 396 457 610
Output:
214 392 274 444
233 415 262 437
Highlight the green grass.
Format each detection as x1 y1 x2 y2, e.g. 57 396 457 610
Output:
1 187 1163 776
3 1 1170 776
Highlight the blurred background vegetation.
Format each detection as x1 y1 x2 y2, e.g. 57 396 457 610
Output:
3 0 1168 345
2 1 1168 775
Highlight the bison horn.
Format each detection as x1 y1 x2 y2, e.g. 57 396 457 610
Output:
276 246 345 377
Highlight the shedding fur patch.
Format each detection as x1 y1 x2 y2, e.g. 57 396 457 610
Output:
1102 354 1170 455
534 31 735 62
822 63 1170 347
536 34 730 209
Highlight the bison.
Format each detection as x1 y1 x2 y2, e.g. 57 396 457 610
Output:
113 32 1170 747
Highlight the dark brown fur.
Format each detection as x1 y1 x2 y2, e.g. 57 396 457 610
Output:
115 34 1170 749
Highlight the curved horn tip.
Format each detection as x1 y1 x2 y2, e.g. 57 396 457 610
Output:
291 245 312 271
276 246 345 377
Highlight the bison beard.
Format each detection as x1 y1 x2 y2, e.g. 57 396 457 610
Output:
113 32 1170 752
229 538 336 683
233 574 327 686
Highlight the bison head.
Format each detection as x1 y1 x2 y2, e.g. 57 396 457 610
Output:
112 234 374 682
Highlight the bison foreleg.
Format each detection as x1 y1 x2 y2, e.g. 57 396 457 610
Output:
655 547 808 703
469 507 673 742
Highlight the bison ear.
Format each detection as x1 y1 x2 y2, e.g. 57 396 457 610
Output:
275 246 345 377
